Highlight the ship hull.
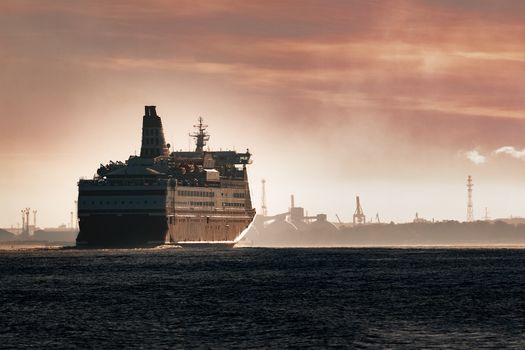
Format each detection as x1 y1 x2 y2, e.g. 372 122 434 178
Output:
176 242 236 248
76 212 255 248
168 211 254 245
76 214 168 248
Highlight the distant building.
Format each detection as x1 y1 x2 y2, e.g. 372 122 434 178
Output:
413 212 429 223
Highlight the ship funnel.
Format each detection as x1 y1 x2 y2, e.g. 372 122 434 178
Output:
145 105 157 117
140 105 169 158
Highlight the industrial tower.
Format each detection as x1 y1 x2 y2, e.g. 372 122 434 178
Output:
261 179 268 217
21 209 26 234
353 196 366 225
467 175 474 222
483 207 490 221
20 208 30 236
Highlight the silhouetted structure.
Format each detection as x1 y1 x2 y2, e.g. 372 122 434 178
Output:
20 210 25 235
261 179 268 217
353 196 366 225
20 208 30 237
189 116 209 153
77 107 254 247
413 212 429 223
74 200 79 230
140 106 169 158
467 175 474 222
484 207 490 221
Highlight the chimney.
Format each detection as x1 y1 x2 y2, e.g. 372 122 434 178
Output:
140 106 169 158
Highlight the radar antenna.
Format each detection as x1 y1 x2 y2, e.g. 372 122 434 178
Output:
189 116 210 152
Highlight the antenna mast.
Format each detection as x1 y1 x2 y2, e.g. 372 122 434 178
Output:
189 116 209 152
353 196 366 225
261 179 268 217
467 175 474 222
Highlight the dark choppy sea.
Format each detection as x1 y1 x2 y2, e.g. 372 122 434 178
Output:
1 248 525 349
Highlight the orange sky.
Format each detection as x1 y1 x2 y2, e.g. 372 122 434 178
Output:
1 0 524 227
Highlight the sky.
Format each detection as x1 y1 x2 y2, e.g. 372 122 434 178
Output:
1 0 524 227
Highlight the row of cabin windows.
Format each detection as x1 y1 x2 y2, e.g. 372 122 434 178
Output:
178 190 215 197
177 217 247 223
175 201 213 207
223 202 245 207
82 200 159 205
144 129 159 136
174 201 245 208
189 201 215 207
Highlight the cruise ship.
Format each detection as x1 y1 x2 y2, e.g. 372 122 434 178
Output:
76 106 255 247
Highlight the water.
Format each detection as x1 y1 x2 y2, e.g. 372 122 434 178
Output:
1 248 524 348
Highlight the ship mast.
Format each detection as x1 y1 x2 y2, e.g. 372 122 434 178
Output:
189 117 210 152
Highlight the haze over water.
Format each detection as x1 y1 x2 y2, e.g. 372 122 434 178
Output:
1 247 525 348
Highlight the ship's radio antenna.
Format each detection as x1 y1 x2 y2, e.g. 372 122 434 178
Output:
189 116 209 152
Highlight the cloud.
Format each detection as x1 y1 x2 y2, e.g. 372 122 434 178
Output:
465 150 486 164
494 146 525 160
463 146 525 164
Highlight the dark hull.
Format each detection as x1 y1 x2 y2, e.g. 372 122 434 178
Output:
176 242 236 248
76 211 255 248
76 214 168 248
